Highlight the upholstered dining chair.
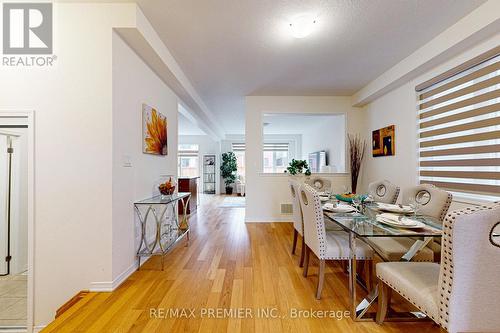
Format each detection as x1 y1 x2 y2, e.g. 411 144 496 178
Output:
401 184 453 221
367 180 400 204
305 177 332 193
289 179 305 267
366 184 453 262
376 203 500 333
298 183 374 299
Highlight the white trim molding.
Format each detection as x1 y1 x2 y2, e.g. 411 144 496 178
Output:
0 110 35 333
89 258 146 292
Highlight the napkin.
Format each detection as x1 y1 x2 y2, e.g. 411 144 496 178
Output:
376 203 413 213
323 203 356 212
378 213 418 226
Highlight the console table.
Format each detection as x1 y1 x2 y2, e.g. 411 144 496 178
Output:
134 192 191 270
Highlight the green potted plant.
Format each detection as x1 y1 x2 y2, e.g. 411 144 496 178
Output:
285 159 311 178
220 152 238 194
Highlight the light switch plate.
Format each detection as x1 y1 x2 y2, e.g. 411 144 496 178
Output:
122 155 132 167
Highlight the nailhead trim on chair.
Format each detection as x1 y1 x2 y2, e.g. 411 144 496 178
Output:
391 187 400 205
377 203 500 330
438 203 500 330
368 180 400 204
303 184 373 260
439 193 453 222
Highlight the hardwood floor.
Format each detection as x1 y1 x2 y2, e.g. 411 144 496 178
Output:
43 195 439 333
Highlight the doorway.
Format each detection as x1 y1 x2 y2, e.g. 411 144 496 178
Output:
0 112 33 332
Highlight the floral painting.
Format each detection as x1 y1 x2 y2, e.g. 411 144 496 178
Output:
142 104 167 155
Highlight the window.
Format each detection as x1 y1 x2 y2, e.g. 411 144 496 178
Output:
231 143 245 178
416 48 500 198
263 143 289 173
261 113 346 173
178 144 199 178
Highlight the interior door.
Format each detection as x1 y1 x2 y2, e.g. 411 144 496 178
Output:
0 135 8 275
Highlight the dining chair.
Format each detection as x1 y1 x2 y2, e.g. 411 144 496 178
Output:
305 177 332 193
401 184 453 221
289 179 305 267
367 180 400 204
366 184 453 262
298 183 374 299
376 203 500 333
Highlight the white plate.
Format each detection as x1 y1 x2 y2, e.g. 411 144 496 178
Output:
376 216 426 229
323 204 356 213
375 203 414 214
319 196 329 202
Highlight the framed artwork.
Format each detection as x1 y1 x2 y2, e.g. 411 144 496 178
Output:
372 125 395 157
142 104 168 155
204 155 215 165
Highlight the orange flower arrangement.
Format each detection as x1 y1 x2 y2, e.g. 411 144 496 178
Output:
144 108 167 155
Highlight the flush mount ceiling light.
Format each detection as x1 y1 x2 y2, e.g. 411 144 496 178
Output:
288 14 317 38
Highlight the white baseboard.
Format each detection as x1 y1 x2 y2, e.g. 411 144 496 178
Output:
89 260 142 292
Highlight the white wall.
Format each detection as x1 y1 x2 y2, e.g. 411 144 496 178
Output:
358 32 500 210
111 32 179 283
178 134 221 194
0 3 136 328
245 96 365 222
301 115 346 173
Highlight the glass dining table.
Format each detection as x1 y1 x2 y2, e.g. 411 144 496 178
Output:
323 200 442 322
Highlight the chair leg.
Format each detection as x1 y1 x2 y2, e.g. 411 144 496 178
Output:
316 259 326 300
299 237 305 267
376 280 391 324
303 246 310 277
365 260 373 291
292 229 298 254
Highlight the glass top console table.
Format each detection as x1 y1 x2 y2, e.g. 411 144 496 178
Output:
134 192 191 270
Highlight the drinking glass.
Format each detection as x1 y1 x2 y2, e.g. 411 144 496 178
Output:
407 196 420 218
352 195 362 212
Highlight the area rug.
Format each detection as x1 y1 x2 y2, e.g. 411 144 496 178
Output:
219 196 246 208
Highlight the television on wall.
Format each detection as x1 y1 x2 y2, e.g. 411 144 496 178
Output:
308 151 328 173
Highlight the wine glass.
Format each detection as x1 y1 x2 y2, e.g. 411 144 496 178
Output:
407 196 420 218
352 195 362 212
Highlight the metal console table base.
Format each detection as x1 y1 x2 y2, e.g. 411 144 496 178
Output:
134 193 191 271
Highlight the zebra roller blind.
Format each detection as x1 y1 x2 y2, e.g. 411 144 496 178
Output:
417 47 500 196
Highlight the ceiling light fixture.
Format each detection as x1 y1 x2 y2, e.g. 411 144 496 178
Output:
288 14 317 38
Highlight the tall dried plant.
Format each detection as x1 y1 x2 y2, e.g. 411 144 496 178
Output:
348 134 366 193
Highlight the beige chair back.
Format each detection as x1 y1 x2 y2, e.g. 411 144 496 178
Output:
438 203 500 333
298 184 326 259
305 177 332 193
289 179 303 235
402 184 452 221
367 180 400 204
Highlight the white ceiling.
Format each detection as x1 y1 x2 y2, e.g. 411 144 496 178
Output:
136 0 485 135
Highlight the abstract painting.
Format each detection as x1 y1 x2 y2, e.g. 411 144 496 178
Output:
142 104 167 155
372 125 395 157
